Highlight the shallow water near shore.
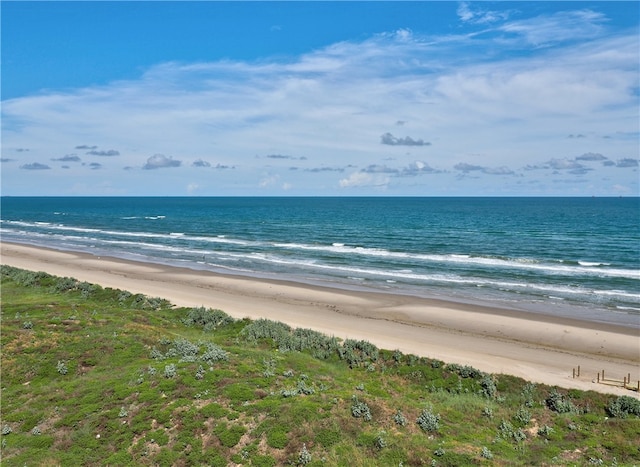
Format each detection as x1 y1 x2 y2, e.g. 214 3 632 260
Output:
2 196 639 327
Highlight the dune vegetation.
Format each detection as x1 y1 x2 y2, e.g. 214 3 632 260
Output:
1 265 639 466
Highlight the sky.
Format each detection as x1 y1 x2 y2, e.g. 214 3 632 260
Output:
1 1 639 197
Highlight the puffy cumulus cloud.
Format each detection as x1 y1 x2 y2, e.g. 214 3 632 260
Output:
87 149 120 156
380 133 430 147
142 154 181 170
20 162 50 170
88 162 102 170
75 145 97 150
192 159 211 168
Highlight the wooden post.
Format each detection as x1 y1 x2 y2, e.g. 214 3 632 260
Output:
637 380 639 392
623 376 627 386
573 368 575 378
597 373 600 383
577 365 580 377
602 370 605 381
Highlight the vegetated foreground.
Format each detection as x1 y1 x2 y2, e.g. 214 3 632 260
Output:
1 266 638 466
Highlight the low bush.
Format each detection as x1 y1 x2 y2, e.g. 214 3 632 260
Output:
607 395 640 418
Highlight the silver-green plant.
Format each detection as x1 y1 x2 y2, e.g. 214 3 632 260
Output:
56 360 68 375
164 364 177 378
351 395 372 421
298 443 311 465
481 447 493 459
417 407 440 433
374 431 387 450
393 410 407 426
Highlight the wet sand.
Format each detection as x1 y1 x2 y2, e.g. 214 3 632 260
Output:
2 242 638 396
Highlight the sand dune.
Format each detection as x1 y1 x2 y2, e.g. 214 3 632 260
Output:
2 242 638 397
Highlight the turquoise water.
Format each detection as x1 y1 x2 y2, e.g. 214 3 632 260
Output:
2 197 639 326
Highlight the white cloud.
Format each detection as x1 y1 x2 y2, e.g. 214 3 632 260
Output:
2 7 638 196
339 172 389 189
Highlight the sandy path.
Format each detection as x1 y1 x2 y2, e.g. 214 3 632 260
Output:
2 242 638 396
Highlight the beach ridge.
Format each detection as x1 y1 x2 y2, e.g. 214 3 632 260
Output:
1 241 638 397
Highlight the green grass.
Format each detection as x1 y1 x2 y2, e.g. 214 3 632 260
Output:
1 265 639 466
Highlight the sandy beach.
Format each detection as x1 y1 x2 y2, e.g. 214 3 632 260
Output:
2 241 638 397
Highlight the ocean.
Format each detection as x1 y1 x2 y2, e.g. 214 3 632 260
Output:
1 197 638 327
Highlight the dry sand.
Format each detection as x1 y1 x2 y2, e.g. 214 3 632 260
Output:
2 242 638 396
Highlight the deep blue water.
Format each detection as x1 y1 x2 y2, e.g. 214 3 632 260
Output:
2 197 639 326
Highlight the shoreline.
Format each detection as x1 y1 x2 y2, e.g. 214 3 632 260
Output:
1 241 638 396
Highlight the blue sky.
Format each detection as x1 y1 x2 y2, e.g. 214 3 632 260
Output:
1 1 638 196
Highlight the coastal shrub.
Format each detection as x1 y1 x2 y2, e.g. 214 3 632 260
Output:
262 358 276 377
607 395 640 418
351 395 372 421
56 360 68 375
241 319 292 344
537 425 554 437
480 374 497 399
374 430 387 450
340 339 379 366
521 382 537 407
416 407 440 433
182 307 234 330
200 343 229 364
393 410 407 426
150 347 164 360
170 338 200 359
497 420 526 443
514 406 532 426
240 319 341 358
546 389 577 414
164 364 177 378
481 447 493 459
446 363 481 379
8 268 52 287
297 443 311 465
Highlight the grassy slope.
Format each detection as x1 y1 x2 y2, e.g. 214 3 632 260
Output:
1 266 638 466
